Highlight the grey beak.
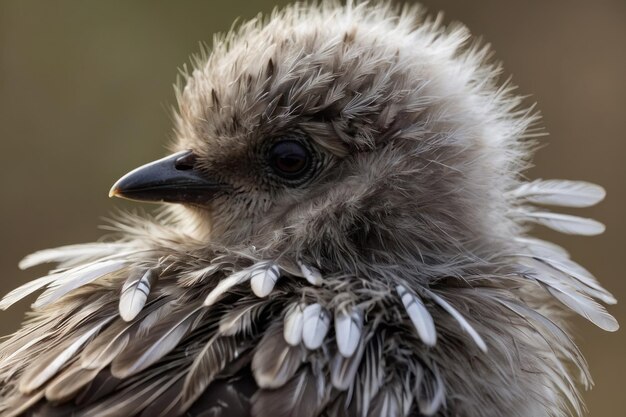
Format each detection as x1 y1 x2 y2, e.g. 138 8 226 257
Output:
109 150 225 204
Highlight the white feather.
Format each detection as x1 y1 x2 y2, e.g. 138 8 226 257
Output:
0 273 62 310
20 317 113 393
283 303 305 346
521 211 605 236
334 307 364 357
18 243 129 270
423 289 487 352
297 261 323 286
119 268 158 322
250 263 280 298
33 260 127 309
302 303 330 349
518 255 616 305
203 268 251 307
396 285 436 347
545 285 619 332
512 179 605 207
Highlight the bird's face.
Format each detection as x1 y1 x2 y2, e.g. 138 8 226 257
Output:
111 13 522 269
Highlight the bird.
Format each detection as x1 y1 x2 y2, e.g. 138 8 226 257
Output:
0 2 618 417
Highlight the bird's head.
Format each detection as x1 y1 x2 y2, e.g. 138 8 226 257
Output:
111 4 532 274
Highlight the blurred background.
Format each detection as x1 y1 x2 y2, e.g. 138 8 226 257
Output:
0 0 624 415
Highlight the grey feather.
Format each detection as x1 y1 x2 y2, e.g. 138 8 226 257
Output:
181 336 246 411
423 289 488 352
111 306 202 378
252 364 326 417
252 324 306 389
19 317 113 394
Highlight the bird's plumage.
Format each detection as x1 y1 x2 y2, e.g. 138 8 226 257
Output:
0 2 617 417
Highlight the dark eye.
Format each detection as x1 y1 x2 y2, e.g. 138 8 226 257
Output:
268 140 311 180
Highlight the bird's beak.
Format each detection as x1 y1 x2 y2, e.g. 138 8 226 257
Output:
109 150 225 204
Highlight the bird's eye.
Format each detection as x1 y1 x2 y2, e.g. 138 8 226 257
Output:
268 140 312 181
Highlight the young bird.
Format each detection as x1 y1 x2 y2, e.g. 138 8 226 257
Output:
0 2 618 417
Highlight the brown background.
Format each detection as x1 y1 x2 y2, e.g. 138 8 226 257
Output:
0 1 624 415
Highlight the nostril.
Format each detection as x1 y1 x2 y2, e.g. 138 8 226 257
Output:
175 151 197 171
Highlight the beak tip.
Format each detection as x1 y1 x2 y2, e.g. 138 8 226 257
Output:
108 183 120 198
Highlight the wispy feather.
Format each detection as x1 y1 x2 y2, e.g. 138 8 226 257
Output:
422 289 487 352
